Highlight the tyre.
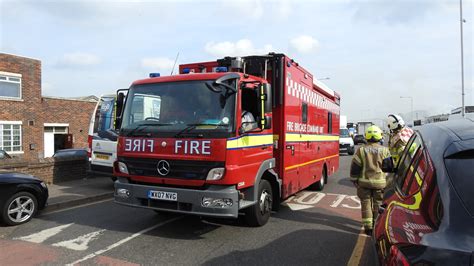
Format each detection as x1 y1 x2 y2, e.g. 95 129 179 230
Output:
348 146 355 155
244 179 273 227
2 192 38 226
313 168 327 191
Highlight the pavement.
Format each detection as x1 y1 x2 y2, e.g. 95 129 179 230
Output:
44 176 114 212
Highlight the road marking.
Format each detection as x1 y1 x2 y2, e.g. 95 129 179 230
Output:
14 223 74 243
66 216 184 266
341 196 361 209
52 229 106 251
283 191 361 211
294 191 326 205
347 227 369 266
329 194 346 208
41 199 113 215
284 203 313 211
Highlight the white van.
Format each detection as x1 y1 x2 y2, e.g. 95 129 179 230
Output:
87 94 118 179
339 128 355 155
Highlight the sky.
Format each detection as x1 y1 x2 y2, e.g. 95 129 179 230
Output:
1 0 472 122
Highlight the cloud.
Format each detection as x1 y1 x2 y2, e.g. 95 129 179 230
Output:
220 0 264 20
141 57 176 73
290 35 319 54
57 52 101 67
277 0 292 18
204 39 273 57
350 1 438 25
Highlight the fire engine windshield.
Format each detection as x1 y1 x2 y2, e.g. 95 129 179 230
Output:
121 80 236 138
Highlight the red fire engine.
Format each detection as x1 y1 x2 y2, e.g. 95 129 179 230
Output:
113 53 340 226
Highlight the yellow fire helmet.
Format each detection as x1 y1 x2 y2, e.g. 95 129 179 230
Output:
365 125 383 142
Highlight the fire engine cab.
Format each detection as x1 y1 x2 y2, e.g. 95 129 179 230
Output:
113 53 340 226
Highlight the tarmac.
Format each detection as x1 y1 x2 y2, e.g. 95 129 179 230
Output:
44 176 115 212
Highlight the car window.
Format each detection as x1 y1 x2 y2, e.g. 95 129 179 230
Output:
402 149 428 196
396 134 424 195
445 149 474 216
340 128 349 137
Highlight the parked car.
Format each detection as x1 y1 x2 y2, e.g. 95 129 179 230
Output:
353 134 366 145
0 172 49 225
374 118 474 265
339 128 355 155
53 148 88 161
0 150 12 159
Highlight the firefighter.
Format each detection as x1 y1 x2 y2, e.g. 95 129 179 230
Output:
350 125 394 235
387 114 414 165
241 110 257 131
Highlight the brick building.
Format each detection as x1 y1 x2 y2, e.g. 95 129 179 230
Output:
0 53 97 160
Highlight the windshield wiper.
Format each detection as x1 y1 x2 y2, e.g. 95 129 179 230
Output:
174 123 228 138
126 123 173 137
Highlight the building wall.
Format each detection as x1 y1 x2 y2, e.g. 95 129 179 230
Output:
42 97 96 149
0 53 96 160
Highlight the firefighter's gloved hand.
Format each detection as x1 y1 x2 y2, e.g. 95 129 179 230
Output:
352 181 359 188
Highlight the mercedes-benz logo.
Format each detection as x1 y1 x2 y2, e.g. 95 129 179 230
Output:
157 160 170 176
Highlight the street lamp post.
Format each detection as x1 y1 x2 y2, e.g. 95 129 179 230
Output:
460 0 466 117
317 77 330 81
400 96 413 125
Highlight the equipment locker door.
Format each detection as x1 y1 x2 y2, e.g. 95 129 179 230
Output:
281 80 302 197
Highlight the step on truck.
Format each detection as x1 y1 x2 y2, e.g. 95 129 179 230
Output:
113 53 340 226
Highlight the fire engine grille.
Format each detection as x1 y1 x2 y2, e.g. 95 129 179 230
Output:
120 157 224 180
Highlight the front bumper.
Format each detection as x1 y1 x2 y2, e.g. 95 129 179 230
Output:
114 181 240 218
339 143 353 151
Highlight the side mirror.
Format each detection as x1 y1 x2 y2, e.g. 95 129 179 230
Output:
263 116 272 129
114 117 122 130
115 91 127 130
261 83 272 113
257 83 272 129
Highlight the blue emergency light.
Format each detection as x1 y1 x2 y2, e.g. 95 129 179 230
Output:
149 73 160 78
182 68 191 74
215 67 228 73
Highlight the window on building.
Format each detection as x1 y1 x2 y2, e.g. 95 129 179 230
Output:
0 73 22 99
0 122 22 152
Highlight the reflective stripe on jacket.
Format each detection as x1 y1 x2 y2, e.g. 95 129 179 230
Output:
350 143 391 189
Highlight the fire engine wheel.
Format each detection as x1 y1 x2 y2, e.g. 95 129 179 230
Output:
314 168 327 191
245 179 273 227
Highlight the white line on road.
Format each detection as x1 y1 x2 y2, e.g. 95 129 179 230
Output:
330 194 346 208
14 223 74 243
52 229 106 251
66 216 184 266
41 199 113 215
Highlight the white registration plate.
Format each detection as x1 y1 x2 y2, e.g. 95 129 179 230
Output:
148 190 177 201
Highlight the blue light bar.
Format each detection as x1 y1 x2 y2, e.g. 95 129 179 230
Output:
149 73 160 78
215 67 228 73
182 68 190 74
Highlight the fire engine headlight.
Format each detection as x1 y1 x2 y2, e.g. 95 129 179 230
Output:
118 162 129 174
201 197 233 208
206 168 225 181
